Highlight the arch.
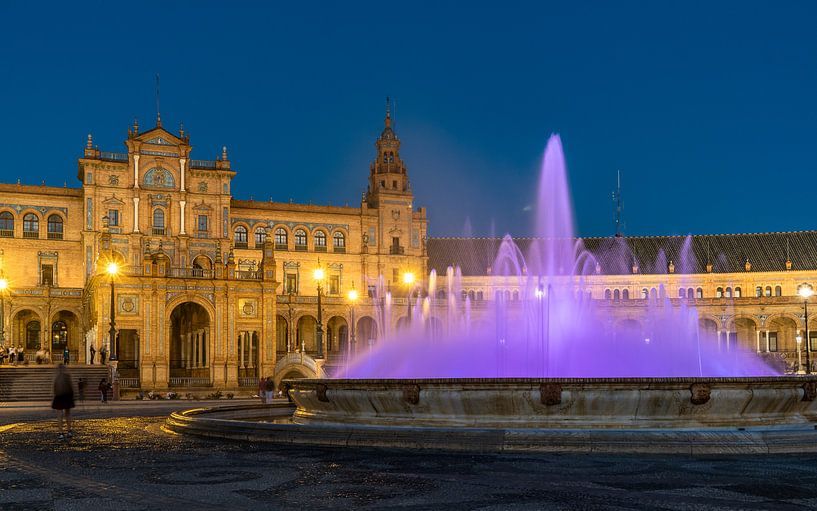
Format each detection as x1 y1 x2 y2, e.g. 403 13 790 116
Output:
313 230 327 250
152 208 165 228
294 228 308 248
734 286 742 298
765 286 772 297
22 212 39 237
143 167 176 188
732 316 758 351
11 309 44 352
169 301 212 380
191 254 212 270
699 318 718 339
0 210 14 234
677 288 685 298
512 290 520 301
332 231 346 250
687 287 694 299
296 314 318 352
725 287 732 298
622 289 630 300
436 289 446 300
775 285 782 297
756 286 763 298
716 287 724 298
641 288 648 299
396 316 410 333
649 288 657 300
604 289 612 300
613 289 621 301
254 227 267 247
768 316 798 355
326 316 349 353
696 287 703 299
476 290 484 301
504 290 511 301
467 290 476 301
273 352 320 390
233 225 248 247
356 316 378 349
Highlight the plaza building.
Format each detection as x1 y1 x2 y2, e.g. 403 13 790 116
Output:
0 106 815 393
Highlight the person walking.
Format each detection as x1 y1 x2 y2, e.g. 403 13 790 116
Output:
89 344 96 365
77 377 86 403
63 347 70 365
17 345 24 364
100 345 108 365
9 345 15 366
98 378 109 403
264 377 275 404
52 364 75 440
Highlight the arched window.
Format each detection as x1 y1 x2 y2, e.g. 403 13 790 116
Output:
641 288 648 299
755 286 762 297
383 153 388 163
622 289 629 300
734 287 742 298
254 228 266 247
152 209 165 235
476 291 484 301
604 289 612 300
614 289 620 300
51 320 68 351
725 287 732 298
716 287 724 298
314 231 327 251
274 228 288 248
512 290 519 301
775 285 782 297
437 289 446 300
687 288 694 299
389 152 395 163
47 214 63 239
764 286 772 297
468 290 475 301
696 288 703 299
23 213 39 238
26 320 41 350
294 229 307 250
678 288 685 298
650 288 657 299
0 211 13 237
234 226 248 248
504 290 511 301
333 232 346 252
461 290 468 301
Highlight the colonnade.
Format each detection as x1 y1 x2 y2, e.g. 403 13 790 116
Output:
238 331 258 369
180 328 207 368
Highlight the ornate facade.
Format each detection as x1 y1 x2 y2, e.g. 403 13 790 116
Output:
0 106 815 392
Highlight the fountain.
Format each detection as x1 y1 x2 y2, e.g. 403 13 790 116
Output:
168 135 817 452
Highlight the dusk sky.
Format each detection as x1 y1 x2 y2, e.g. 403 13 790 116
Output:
1 1 816 238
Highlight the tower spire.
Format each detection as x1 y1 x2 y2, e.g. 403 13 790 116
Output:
155 74 161 127
385 96 391 128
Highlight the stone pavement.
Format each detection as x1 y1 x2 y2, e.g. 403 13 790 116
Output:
3 405 817 510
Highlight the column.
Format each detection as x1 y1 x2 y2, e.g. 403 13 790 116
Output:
181 334 187 368
717 330 722 352
725 331 730 352
239 332 245 369
179 158 186 192
248 333 255 369
132 197 140 233
765 329 770 352
756 330 761 353
133 154 140 189
198 331 204 369
179 200 186 235
190 333 196 368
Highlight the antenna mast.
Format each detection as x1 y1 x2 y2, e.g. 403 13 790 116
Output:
613 170 623 237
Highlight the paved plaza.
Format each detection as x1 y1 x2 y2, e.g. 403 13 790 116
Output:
1 404 817 510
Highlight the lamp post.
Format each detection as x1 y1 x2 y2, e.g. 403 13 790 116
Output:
313 266 325 359
797 335 804 374
0 276 8 346
347 288 359 356
799 283 814 374
402 271 416 327
107 261 119 362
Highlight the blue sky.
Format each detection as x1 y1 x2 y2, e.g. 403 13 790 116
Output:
1 1 816 238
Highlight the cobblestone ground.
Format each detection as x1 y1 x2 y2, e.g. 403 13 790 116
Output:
3 409 817 510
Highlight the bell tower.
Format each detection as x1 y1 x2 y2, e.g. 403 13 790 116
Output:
366 98 410 207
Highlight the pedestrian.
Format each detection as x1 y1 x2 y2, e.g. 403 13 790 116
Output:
89 344 96 365
100 345 108 365
35 347 45 364
264 376 275 404
9 345 15 366
52 364 75 439
0 345 5 365
77 377 86 402
98 378 109 403
258 376 265 404
63 347 70 365
16 345 24 364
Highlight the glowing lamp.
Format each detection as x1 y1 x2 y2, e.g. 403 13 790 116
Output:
106 262 119 276
313 267 325 281
799 284 814 299
0 278 8 291
402 272 415 286
347 289 359 302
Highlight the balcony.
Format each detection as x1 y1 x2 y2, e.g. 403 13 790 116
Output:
196 231 209 239
0 229 13 238
390 246 405 255
190 159 217 170
100 152 128 162
333 246 346 254
234 241 248 249
22 231 39 239
169 267 214 279
47 232 63 240
236 270 261 280
152 227 166 236
294 245 308 252
275 244 288 251
169 377 212 387
315 245 327 253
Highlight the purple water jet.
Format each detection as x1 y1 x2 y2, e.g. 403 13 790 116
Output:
343 135 777 378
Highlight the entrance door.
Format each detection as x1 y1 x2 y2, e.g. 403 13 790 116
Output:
117 329 139 378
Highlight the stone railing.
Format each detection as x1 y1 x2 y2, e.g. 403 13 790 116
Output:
169 377 212 387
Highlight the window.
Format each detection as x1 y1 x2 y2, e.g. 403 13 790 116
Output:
765 286 772 297
314 231 327 252
23 213 39 238
811 332 817 352
641 288 648 299
696 288 703 299
477 291 484 301
437 289 446 299
294 229 307 250
285 274 297 294
368 285 377 298
734 287 742 298
755 286 762 297
775 285 782 297
26 321 40 351
0 211 13 237
622 289 629 300
604 289 612 300
274 228 288 249
512 290 520 301
152 209 165 235
41 264 54 286
47 215 63 240
333 232 345 252
687 288 694 299
392 268 399 283
678 288 685 298
234 226 248 248
197 215 208 232
716 287 724 298
768 332 778 352
650 288 657 299
725 287 732 299
107 209 120 226
255 228 266 247
329 275 339 295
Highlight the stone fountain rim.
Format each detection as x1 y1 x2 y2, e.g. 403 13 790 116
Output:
285 376 815 386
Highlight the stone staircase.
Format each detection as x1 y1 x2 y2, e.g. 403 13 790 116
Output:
0 365 111 402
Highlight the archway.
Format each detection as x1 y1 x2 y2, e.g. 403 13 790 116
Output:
698 318 718 343
169 302 211 381
326 316 348 355
49 310 80 362
733 317 757 351
296 315 317 354
356 316 378 351
396 316 410 333
11 309 42 356
276 315 289 354
191 255 212 277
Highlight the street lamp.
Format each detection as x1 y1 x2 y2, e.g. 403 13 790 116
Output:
796 335 804 374
313 266 325 358
402 271 416 326
0 276 8 345
799 283 813 374
107 261 119 362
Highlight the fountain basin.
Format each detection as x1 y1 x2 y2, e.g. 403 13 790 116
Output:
286 377 817 429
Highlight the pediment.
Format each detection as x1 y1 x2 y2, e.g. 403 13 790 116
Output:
135 127 183 146
102 195 125 206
